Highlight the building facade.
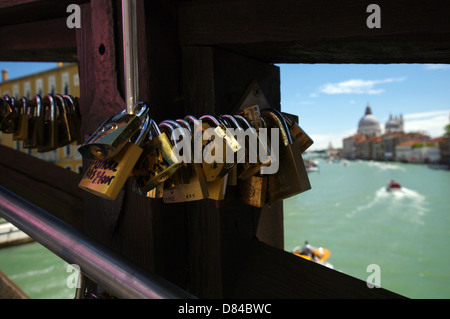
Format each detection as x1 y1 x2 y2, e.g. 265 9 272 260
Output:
0 63 83 174
342 104 443 164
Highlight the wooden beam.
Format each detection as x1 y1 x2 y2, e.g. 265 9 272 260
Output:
0 17 77 62
0 0 89 26
0 145 84 231
178 0 450 63
230 240 405 298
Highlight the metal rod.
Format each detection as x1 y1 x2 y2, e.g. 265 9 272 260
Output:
0 186 195 299
122 0 139 114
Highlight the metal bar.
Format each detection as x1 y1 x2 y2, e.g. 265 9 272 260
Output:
122 0 139 114
0 185 195 299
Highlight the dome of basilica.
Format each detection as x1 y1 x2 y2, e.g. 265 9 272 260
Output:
357 105 381 136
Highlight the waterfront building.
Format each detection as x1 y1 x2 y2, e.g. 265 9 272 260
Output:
343 104 434 162
396 140 441 163
0 63 83 174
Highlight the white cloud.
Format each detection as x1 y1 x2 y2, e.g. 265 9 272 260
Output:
316 77 406 96
423 64 450 71
403 110 450 138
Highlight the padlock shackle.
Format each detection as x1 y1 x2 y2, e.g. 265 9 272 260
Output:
220 114 242 130
133 114 151 146
199 114 222 127
34 95 43 117
184 115 201 130
175 119 192 134
17 96 27 115
149 118 162 138
42 94 57 121
159 121 180 147
261 108 293 145
54 94 69 115
160 119 190 144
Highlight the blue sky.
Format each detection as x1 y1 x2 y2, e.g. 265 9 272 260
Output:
278 63 450 150
1 62 449 150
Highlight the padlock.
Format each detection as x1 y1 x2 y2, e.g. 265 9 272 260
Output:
241 104 263 129
79 114 151 200
232 114 272 180
132 118 183 193
53 94 76 147
37 95 59 152
62 95 82 144
12 97 29 141
23 95 44 149
238 175 268 208
261 108 311 203
219 114 247 186
199 115 241 182
78 102 149 160
0 95 17 134
158 121 209 203
282 112 314 153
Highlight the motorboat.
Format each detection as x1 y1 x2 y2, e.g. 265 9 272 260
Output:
292 244 331 264
386 180 401 191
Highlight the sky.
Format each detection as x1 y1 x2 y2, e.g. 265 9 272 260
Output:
1 62 449 151
277 63 450 150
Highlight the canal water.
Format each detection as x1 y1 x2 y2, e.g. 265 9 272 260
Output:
0 158 449 298
284 158 450 299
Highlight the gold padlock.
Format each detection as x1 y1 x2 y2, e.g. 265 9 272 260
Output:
23 95 44 149
79 115 151 200
159 121 209 203
282 112 314 153
238 175 268 208
199 115 241 182
0 95 17 134
132 118 183 193
261 108 311 203
37 95 59 153
62 95 82 144
233 114 272 180
78 102 149 160
53 94 75 147
12 97 29 141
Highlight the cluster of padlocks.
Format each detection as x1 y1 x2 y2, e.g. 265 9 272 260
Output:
77 102 314 207
0 94 81 151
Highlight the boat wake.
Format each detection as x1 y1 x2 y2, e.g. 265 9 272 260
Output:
347 186 429 224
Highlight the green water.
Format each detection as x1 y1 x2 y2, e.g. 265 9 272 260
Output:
0 159 449 299
0 242 76 299
284 158 450 299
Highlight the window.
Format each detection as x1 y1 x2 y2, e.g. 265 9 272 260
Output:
36 79 43 95
62 72 70 94
48 76 56 94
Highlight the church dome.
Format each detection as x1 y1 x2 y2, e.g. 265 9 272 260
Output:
357 105 381 136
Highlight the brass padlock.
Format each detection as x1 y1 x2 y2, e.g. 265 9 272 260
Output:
261 109 311 203
23 95 44 149
62 95 82 144
199 115 241 182
159 121 209 203
282 112 314 153
78 102 149 160
238 175 268 208
37 95 59 153
132 118 183 193
241 104 263 129
79 115 151 200
0 95 17 134
12 97 29 141
233 114 272 180
53 94 75 147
